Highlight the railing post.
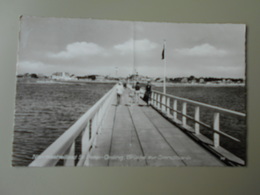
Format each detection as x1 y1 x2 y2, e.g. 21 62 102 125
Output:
151 92 155 106
173 99 177 121
150 92 153 105
96 109 100 131
97 107 104 134
157 94 161 109
82 122 90 154
166 97 170 116
64 141 75 166
162 95 166 112
195 106 200 134
92 114 98 147
154 93 157 107
156 93 158 108
213 112 220 147
182 102 187 127
79 123 91 166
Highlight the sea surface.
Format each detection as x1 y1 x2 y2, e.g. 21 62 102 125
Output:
12 78 114 166
12 79 247 166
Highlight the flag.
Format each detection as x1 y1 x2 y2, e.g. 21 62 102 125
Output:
161 44 165 60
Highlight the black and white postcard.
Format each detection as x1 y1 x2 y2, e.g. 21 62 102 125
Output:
13 16 246 167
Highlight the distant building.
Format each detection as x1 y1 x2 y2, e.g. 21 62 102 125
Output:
24 73 31 78
190 79 196 84
51 72 77 81
226 79 232 84
199 78 205 84
181 77 188 83
96 75 105 81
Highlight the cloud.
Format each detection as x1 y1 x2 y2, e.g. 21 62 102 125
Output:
17 61 52 74
114 39 158 55
47 42 106 59
175 43 229 57
113 39 133 55
135 39 158 52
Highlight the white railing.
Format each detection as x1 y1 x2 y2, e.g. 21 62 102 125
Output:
29 85 116 167
151 90 246 150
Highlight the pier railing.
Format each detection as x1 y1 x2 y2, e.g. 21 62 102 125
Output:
29 85 116 167
150 90 246 164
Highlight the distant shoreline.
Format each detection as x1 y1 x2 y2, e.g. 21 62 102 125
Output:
18 78 245 87
152 83 245 87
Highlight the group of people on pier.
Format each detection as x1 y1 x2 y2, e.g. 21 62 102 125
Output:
115 80 152 106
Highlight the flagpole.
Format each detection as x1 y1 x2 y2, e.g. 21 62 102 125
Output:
163 40 166 94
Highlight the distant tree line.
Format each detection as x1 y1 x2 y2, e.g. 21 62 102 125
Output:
77 75 96 80
164 76 244 83
17 73 46 79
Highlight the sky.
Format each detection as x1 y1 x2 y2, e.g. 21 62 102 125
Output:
17 16 246 78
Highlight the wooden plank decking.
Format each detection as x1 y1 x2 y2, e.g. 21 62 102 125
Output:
87 89 225 167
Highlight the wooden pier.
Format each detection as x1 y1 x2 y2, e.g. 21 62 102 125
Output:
87 89 224 166
29 85 245 167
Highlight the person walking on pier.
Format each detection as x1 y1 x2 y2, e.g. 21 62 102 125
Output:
143 81 152 106
116 81 124 106
134 82 141 105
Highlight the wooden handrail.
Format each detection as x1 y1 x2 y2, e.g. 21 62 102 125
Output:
29 85 116 167
153 90 246 117
152 98 241 141
151 90 245 146
150 90 246 165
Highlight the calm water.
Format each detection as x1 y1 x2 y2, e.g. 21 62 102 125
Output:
12 80 247 166
12 78 114 166
154 86 246 113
